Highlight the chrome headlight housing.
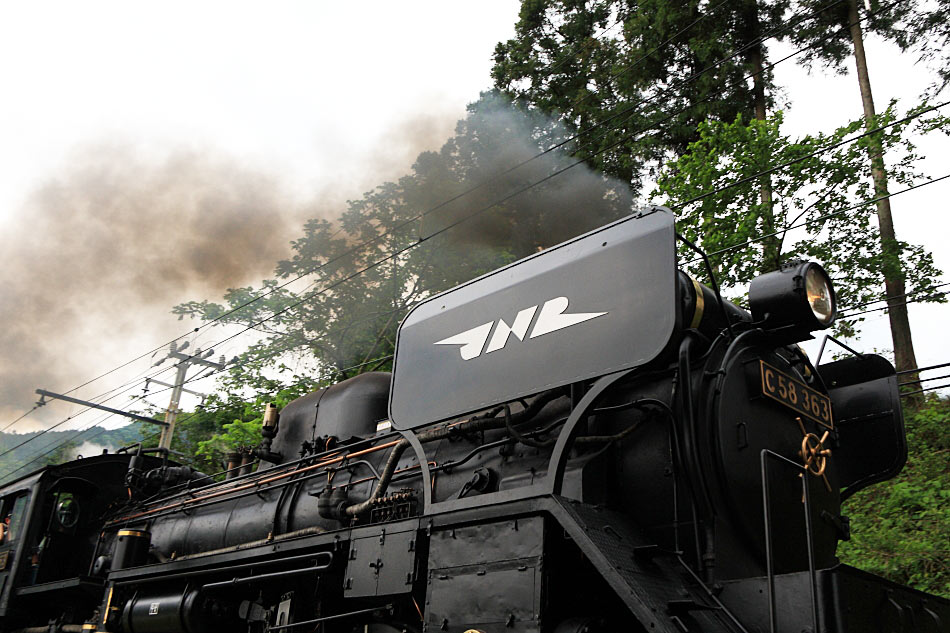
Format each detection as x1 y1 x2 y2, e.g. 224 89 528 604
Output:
749 260 836 338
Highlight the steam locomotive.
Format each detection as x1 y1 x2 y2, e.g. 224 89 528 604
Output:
0 207 947 633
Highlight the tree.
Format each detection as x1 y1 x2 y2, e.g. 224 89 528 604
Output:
492 0 789 191
785 0 943 388
656 107 945 339
193 380 323 472
906 0 950 97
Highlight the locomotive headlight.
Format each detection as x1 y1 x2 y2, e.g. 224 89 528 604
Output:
749 260 836 339
805 265 835 325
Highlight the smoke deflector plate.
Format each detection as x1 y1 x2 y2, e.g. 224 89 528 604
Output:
389 208 678 431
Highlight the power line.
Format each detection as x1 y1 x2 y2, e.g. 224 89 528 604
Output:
671 100 950 211
0 375 161 462
2 0 854 424
900 382 950 398
205 95 947 384
174 8 897 377
1 0 903 453
0 406 40 434
838 289 950 321
0 352 398 483
837 281 950 314
688 173 950 264
899 372 950 387
14 76 933 466
897 360 950 376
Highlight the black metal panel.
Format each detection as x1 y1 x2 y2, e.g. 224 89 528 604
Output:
425 517 544 633
427 518 544 569
344 535 378 597
390 209 677 430
344 526 417 598
818 354 907 500
821 564 950 632
314 372 391 440
426 565 540 633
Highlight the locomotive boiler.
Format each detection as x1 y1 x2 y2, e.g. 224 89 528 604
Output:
0 207 947 633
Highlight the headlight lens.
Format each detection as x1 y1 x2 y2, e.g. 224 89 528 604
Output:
749 260 837 340
805 266 834 325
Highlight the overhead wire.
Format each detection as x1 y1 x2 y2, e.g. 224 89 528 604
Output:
161 92 948 411
2 0 915 463
6 1 913 468
838 289 950 321
900 372 950 387
900 382 950 398
685 173 950 265
1 0 850 427
670 100 950 211
0 352 399 483
897 360 950 376
837 281 950 314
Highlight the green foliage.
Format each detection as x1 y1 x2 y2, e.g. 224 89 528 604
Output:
195 419 261 464
492 0 790 187
837 398 950 597
168 376 324 473
905 0 950 96
655 105 947 336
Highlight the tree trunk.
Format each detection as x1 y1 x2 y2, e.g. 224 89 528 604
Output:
747 3 781 273
847 0 921 396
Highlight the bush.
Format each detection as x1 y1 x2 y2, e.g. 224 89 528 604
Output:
836 397 950 597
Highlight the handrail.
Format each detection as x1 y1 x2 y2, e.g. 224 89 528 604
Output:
760 449 820 633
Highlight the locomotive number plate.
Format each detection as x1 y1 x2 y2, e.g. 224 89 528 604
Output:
759 360 833 429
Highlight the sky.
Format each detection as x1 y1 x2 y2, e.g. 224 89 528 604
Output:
0 1 948 439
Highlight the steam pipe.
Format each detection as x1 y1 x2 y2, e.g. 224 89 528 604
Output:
342 389 564 517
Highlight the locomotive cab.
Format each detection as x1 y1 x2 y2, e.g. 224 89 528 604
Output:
0 453 164 632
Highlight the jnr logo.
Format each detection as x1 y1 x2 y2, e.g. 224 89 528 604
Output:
435 297 607 360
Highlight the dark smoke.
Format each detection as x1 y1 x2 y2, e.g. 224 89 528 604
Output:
0 145 300 429
392 94 636 261
0 108 463 433
0 100 635 432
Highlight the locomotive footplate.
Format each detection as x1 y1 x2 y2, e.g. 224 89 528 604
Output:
719 563 950 632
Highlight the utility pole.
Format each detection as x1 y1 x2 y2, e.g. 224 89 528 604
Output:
154 342 225 450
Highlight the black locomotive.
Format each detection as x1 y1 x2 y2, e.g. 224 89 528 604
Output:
1 208 947 633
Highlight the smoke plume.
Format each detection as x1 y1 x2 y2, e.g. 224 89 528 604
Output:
0 100 636 433
0 145 301 429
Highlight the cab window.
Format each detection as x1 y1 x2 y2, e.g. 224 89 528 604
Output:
1 494 29 544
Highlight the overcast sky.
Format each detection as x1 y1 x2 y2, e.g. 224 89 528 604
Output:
1 1 948 437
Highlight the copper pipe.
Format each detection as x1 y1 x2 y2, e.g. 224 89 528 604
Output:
111 440 401 523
